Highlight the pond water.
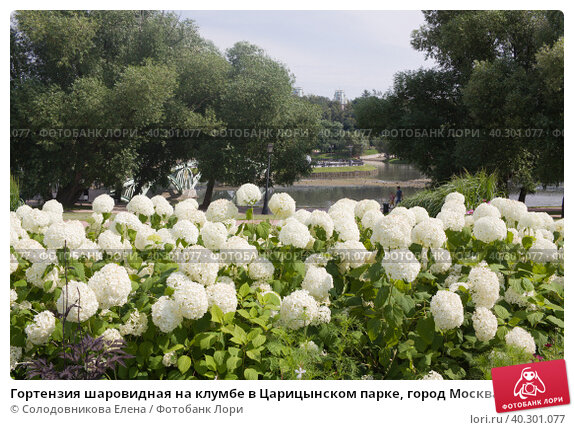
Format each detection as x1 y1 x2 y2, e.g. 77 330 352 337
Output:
195 163 563 209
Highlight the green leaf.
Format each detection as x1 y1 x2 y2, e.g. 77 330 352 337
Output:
367 318 382 341
546 315 564 328
226 356 242 372
493 305 511 320
416 317 435 345
177 356 191 374
244 368 259 380
246 207 253 220
251 334 266 348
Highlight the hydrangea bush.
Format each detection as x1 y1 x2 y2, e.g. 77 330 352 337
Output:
10 190 564 380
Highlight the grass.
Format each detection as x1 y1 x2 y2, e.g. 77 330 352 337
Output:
363 148 379 156
400 170 503 217
312 164 377 173
387 158 409 164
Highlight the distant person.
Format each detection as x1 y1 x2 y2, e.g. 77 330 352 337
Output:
395 186 403 205
389 192 395 207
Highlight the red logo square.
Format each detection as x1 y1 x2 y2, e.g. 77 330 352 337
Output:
491 359 570 413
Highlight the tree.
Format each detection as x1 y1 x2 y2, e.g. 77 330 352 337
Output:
11 12 321 207
355 11 563 200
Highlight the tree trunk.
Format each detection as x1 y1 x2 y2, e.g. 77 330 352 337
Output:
199 177 215 210
56 175 83 208
518 187 528 203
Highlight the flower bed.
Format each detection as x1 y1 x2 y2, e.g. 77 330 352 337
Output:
10 187 564 380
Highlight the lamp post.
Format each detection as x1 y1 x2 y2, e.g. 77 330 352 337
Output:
261 143 274 214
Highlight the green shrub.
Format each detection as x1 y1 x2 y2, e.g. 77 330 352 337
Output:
400 171 503 216
10 175 23 211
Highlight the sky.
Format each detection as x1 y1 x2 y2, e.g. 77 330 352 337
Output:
175 10 436 100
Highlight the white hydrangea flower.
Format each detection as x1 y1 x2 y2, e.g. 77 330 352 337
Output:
10 253 19 274
205 199 238 222
535 212 555 232
305 253 330 268
328 198 357 215
371 216 412 249
88 263 132 309
491 198 528 225
535 229 554 242
301 265 333 302
180 245 219 286
409 206 430 224
279 290 319 330
473 203 501 220
437 210 465 231
152 296 183 333
430 290 464 331
312 305 331 325
25 311 56 345
236 183 262 206
464 214 475 228
22 208 51 234
505 327 536 355
220 236 257 266
429 248 452 274
473 216 507 243
119 309 148 336
293 209 311 225
109 211 143 235
58 280 100 323
171 220 199 245
174 199 200 220
441 201 467 215
185 209 207 227
517 212 544 235
248 257 275 281
201 221 228 250
472 307 497 342
388 206 416 227
279 218 312 248
92 194 115 213
206 282 238 314
382 248 421 283
134 225 161 250
156 228 175 248
331 240 369 271
308 210 334 239
26 262 60 290
172 280 209 320
42 199 63 215
333 214 360 242
151 195 174 217
445 192 465 205
127 195 155 217
504 287 535 308
361 209 384 230
10 346 22 371
507 227 522 244
269 193 296 219
16 204 33 220
468 263 500 309
355 199 381 219
448 281 469 292
422 370 444 380
100 328 123 347
528 237 559 263
162 351 178 367
10 289 18 308
98 230 130 253
411 219 446 248
43 221 86 249
554 219 564 238
89 212 104 226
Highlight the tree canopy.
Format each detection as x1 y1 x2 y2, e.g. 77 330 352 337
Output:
355 10 563 199
11 11 321 206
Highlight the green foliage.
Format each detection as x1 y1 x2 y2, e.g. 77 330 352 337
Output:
10 174 23 211
355 11 563 196
400 171 502 216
